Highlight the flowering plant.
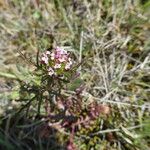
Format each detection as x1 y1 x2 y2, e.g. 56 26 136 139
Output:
1 45 110 150
41 47 73 78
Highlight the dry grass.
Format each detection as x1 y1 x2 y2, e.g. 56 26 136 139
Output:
0 0 150 149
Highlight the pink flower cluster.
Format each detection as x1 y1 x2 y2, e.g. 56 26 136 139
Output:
41 47 73 76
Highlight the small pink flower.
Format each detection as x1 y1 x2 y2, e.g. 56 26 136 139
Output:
55 53 61 59
48 67 54 76
46 51 50 55
68 57 71 61
55 47 67 55
55 47 61 51
61 49 67 55
54 63 61 69
65 63 71 70
68 58 73 65
58 57 66 62
41 55 48 64
50 52 55 60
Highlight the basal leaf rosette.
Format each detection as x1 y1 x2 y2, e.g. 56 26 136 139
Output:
40 47 73 79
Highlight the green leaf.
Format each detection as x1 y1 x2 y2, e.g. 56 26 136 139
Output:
0 72 17 79
142 1 150 9
121 126 139 139
33 11 42 20
17 120 44 128
67 78 83 91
